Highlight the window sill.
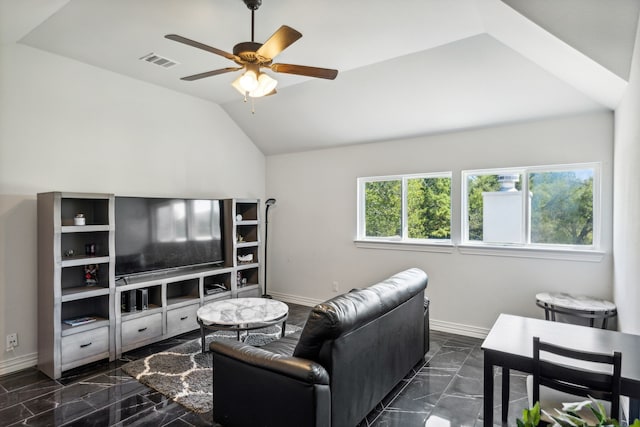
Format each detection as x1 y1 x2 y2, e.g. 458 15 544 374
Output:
457 244 606 262
353 240 606 262
353 240 454 254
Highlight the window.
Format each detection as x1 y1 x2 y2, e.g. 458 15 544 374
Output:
357 173 452 243
462 163 599 248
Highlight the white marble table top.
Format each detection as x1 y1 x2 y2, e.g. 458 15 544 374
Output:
536 292 616 312
197 297 288 325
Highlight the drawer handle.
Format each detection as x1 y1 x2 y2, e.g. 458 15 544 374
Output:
180 316 189 321
138 327 147 332
80 342 92 348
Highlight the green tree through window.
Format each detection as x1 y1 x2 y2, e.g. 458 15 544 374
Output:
463 165 596 247
364 180 401 238
530 170 593 245
407 177 451 239
361 174 451 241
466 174 501 241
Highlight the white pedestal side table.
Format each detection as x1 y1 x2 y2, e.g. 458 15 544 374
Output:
535 292 617 329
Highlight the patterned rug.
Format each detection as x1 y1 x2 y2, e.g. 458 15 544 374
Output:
122 324 301 413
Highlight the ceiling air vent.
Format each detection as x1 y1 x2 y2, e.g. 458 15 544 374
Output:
139 52 179 69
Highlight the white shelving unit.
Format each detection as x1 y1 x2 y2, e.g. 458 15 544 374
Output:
37 192 116 379
232 199 262 298
38 195 263 374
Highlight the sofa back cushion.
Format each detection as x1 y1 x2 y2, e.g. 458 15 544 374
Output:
292 268 428 361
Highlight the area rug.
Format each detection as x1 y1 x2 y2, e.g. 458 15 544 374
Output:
121 324 301 414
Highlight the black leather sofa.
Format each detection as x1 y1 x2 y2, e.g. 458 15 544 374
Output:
210 268 429 427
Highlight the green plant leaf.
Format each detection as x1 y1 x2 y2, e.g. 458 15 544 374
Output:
517 403 543 427
552 406 595 427
532 402 541 425
518 400 632 427
562 400 593 413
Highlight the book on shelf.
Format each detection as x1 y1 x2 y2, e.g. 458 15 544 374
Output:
63 316 97 327
205 284 227 295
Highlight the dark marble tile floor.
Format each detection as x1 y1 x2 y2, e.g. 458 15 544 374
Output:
0 303 529 426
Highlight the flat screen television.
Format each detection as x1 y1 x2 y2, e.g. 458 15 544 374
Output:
115 196 225 278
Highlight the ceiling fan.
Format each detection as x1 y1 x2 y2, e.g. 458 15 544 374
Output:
165 0 338 99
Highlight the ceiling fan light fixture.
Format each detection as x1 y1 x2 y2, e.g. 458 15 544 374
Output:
239 69 259 92
251 72 278 97
231 75 246 96
232 70 277 98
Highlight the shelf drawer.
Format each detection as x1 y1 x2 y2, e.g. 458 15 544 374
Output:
61 326 110 366
122 313 162 347
167 304 199 336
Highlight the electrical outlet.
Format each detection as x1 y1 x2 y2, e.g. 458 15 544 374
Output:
332 281 339 292
6 333 18 350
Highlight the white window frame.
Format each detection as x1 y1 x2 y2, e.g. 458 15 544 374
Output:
461 162 601 251
356 172 453 248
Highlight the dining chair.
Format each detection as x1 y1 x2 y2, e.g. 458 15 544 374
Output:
526 336 622 424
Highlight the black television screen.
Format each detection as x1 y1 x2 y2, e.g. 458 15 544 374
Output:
115 197 224 278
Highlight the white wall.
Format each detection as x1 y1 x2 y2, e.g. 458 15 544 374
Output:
613 23 640 335
0 44 265 372
266 112 614 335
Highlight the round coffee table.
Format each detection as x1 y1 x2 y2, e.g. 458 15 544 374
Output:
196 297 289 353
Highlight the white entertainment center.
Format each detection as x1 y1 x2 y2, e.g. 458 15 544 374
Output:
37 192 261 379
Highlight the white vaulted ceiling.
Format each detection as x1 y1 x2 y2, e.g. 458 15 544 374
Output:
3 0 639 154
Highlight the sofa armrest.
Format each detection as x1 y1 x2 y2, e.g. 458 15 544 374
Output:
210 340 330 384
211 340 331 427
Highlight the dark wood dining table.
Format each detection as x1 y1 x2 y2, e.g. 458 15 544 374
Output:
482 313 640 425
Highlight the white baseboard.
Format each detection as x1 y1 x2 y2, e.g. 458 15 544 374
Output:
273 292 490 339
430 319 490 339
0 352 38 376
270 291 322 307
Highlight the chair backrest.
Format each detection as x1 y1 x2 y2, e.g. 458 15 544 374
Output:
532 336 622 419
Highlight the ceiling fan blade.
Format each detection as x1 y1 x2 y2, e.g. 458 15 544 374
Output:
271 63 338 80
180 67 243 81
165 34 237 61
256 25 302 60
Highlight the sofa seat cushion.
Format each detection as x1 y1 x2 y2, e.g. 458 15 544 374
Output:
293 268 427 361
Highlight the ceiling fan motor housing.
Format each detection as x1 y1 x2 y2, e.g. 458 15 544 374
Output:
233 42 270 65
